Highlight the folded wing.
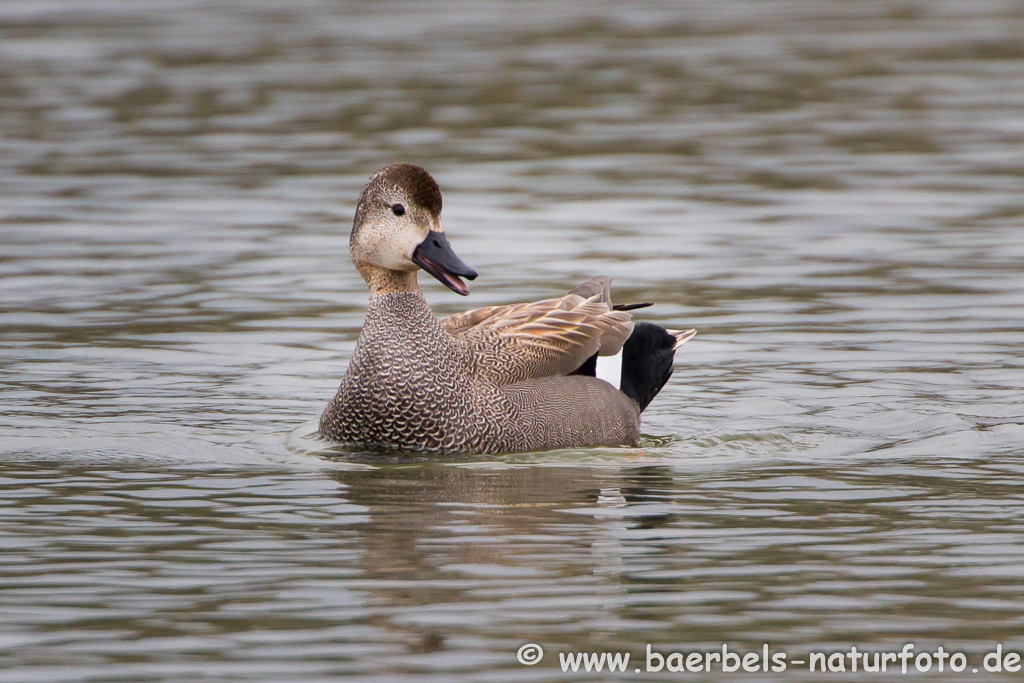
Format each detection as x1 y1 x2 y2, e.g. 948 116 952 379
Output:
441 277 634 385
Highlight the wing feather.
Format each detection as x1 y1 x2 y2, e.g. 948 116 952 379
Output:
440 278 638 385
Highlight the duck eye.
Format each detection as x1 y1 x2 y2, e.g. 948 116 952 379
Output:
391 203 405 216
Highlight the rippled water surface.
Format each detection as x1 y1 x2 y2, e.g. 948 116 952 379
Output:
3 0 1024 680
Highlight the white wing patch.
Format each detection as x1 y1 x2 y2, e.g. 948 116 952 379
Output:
595 349 623 390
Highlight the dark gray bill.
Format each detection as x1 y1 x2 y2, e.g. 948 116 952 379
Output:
412 230 478 296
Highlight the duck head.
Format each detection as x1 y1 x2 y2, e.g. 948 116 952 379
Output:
350 164 477 296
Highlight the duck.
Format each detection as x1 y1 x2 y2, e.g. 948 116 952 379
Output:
319 163 695 454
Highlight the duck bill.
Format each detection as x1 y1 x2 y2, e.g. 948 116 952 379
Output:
412 230 478 296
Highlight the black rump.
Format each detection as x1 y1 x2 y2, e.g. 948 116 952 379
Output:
620 322 678 412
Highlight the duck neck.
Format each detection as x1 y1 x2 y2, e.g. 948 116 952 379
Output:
360 288 439 351
357 263 420 295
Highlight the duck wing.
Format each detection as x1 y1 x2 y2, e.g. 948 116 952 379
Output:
441 277 634 385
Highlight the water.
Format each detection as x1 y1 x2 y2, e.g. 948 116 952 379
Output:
2 0 1024 680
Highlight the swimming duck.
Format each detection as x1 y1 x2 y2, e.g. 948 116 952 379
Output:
319 164 695 454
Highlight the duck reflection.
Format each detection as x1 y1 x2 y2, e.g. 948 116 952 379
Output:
324 459 676 658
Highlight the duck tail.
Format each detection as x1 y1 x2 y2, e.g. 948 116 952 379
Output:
619 323 696 412
666 328 697 350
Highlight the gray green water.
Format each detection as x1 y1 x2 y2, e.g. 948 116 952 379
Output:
2 1 1024 681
